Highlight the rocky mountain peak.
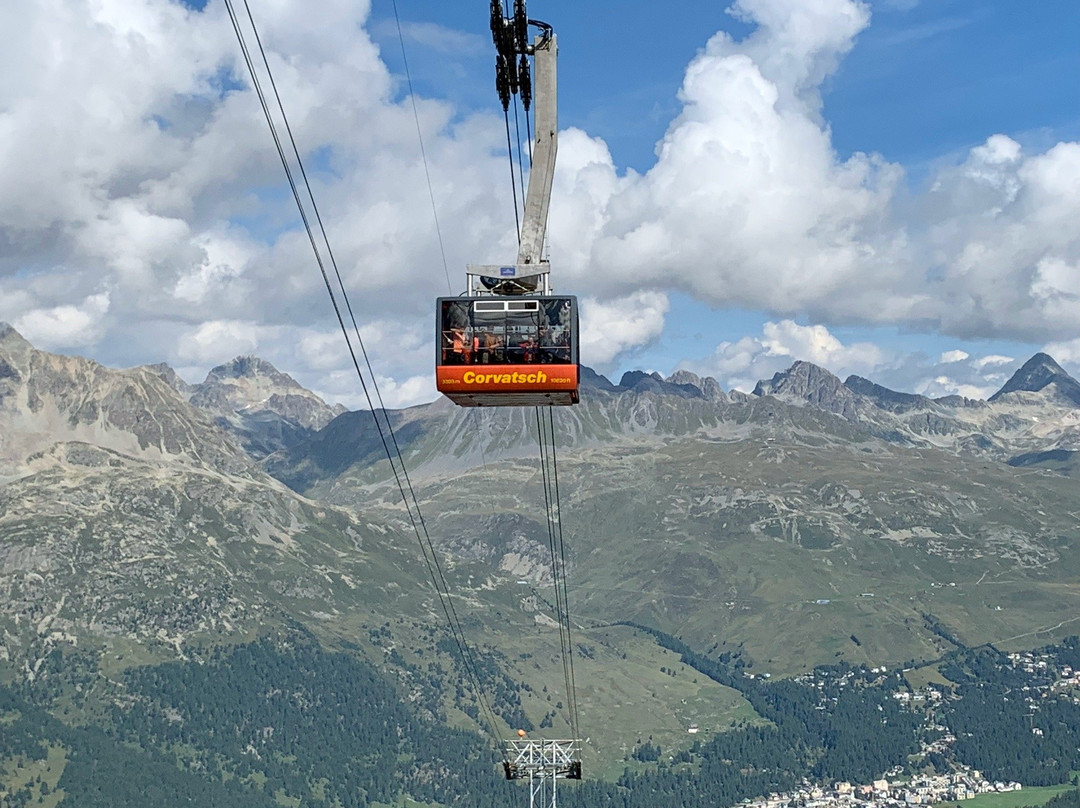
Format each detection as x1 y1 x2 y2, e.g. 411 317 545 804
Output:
754 360 834 397
192 356 334 416
144 362 193 396
754 361 860 418
0 326 27 386
0 323 33 368
619 370 663 387
619 370 704 398
0 332 254 477
188 355 346 457
844 375 933 414
579 365 620 392
667 369 726 402
0 321 29 346
990 353 1080 406
206 355 298 386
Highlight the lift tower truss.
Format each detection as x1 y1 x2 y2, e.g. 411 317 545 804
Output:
503 738 581 808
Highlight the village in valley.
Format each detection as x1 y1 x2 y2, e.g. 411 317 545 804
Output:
743 768 1022 808
727 645 1080 808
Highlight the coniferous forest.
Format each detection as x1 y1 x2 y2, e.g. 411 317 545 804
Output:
4 633 1080 806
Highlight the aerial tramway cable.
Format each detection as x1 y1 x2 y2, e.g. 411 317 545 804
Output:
489 0 585 747
223 0 509 760
386 0 515 564
534 407 581 742
230 0 584 771
503 110 523 242
512 94 528 216
547 413 581 742
390 0 454 295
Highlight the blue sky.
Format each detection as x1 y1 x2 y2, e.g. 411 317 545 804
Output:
827 1 1080 166
2 0 1079 406
372 0 1080 173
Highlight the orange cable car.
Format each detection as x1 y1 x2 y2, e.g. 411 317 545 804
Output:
436 295 579 406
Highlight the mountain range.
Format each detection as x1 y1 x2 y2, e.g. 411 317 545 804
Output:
4 321 1080 775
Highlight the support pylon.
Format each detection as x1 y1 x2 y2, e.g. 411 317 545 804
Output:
503 738 581 808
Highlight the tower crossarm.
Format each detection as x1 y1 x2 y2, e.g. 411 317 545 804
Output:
503 738 582 781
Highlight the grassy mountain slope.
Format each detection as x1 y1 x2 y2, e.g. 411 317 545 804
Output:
276 376 1080 677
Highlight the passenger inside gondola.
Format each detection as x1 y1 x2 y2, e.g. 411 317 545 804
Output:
519 336 537 362
451 327 468 364
438 297 577 368
481 331 502 363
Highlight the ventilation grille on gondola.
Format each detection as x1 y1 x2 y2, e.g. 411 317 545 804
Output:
473 300 539 312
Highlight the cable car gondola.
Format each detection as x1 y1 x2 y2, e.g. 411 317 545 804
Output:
435 7 578 408
436 294 578 406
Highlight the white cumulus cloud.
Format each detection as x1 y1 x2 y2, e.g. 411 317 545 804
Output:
914 377 996 401
548 0 1080 345
177 319 268 364
973 354 1014 369
684 319 885 392
580 292 670 367
1042 339 1080 368
14 293 111 350
939 350 969 364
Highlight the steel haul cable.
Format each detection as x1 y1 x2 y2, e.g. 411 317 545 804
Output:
534 407 581 742
390 0 454 296
385 0 508 580
512 93 528 213
224 0 507 759
544 408 581 741
493 0 582 747
231 0 585 765
504 109 523 242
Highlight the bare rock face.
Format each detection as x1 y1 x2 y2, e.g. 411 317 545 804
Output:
0 324 253 478
667 369 727 402
990 353 1080 407
844 375 935 414
6 329 1080 687
185 356 347 458
0 327 420 672
144 362 194 396
191 356 345 430
753 361 863 419
734 354 1080 463
266 352 1080 503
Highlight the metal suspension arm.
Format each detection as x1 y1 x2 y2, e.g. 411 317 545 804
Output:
471 16 558 294
517 31 556 268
